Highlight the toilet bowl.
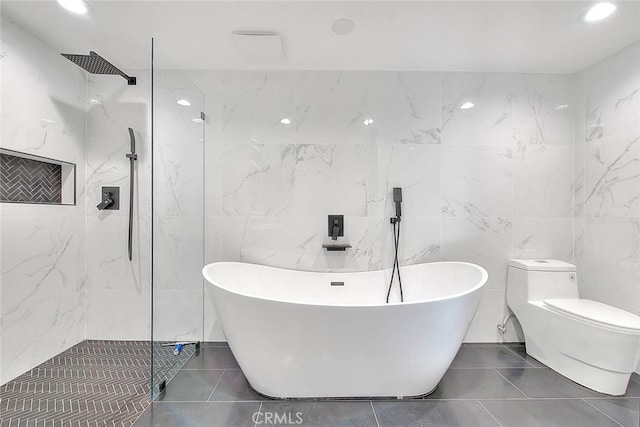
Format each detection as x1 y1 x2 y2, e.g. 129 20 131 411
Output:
506 259 640 396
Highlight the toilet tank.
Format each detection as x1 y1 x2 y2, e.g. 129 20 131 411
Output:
507 259 578 306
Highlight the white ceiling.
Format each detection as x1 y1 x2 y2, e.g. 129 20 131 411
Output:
2 0 640 73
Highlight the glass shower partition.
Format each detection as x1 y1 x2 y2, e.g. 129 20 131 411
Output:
151 39 206 399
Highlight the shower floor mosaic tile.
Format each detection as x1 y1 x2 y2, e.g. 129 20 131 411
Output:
133 343 640 427
0 340 194 427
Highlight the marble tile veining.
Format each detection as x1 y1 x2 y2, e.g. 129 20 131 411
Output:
1 15 87 383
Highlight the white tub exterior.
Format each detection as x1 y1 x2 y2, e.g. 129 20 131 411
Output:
202 261 487 399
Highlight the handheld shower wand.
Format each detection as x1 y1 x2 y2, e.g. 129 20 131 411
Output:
393 187 402 220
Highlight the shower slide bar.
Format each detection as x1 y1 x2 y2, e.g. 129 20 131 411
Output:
126 128 137 261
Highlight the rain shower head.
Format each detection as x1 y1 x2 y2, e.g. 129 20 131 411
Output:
61 51 136 85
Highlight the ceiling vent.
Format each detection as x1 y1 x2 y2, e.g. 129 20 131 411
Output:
232 31 285 64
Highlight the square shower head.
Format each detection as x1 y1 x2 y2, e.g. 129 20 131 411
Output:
61 51 136 85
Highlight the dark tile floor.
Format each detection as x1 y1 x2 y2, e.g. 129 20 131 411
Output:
0 340 194 427
133 343 640 427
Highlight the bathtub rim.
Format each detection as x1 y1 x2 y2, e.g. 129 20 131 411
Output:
202 261 488 308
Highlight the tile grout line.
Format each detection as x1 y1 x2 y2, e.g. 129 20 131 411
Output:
128 397 603 403
420 397 616 402
502 345 536 368
449 366 542 370
476 399 504 427
493 368 530 399
464 343 519 347
206 370 225 402
370 400 381 427
581 398 624 427
180 368 232 371
148 400 262 403
254 401 263 427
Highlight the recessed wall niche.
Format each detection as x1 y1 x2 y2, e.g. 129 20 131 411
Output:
0 148 76 205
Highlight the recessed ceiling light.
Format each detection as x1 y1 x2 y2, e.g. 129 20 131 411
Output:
192 118 204 124
555 104 570 110
280 118 291 125
57 0 89 15
89 98 102 105
332 19 355 35
363 118 374 126
581 2 617 23
177 99 191 106
460 102 475 110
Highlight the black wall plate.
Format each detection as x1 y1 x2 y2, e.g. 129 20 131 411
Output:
101 186 120 210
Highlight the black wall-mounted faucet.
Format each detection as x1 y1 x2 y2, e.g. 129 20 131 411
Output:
96 186 120 211
96 192 114 210
328 215 344 240
331 219 341 240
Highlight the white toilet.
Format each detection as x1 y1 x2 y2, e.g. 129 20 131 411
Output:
507 259 640 395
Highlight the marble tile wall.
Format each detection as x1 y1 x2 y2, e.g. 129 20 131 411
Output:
4 16 636 381
85 67 206 343
151 70 205 342
574 41 640 317
84 71 151 341
82 67 204 344
189 69 576 342
0 16 87 384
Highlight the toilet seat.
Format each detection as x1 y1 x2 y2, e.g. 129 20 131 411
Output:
543 299 640 334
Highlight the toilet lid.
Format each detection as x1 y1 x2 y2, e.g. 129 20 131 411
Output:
544 299 640 333
510 259 576 272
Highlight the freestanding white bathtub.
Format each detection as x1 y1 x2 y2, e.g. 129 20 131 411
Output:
202 261 487 399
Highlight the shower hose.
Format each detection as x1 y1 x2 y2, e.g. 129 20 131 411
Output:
385 219 404 303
